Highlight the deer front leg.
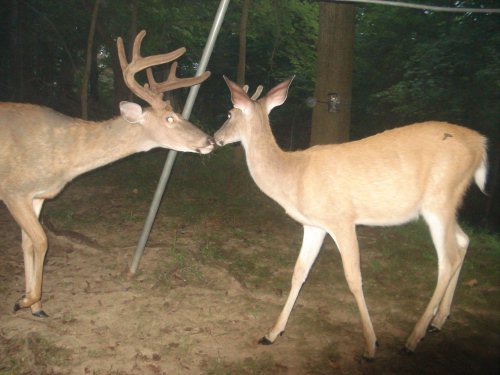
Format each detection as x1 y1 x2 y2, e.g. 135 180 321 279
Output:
330 224 377 360
259 225 326 344
8 198 48 317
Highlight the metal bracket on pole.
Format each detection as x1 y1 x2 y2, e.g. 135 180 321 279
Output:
129 0 231 274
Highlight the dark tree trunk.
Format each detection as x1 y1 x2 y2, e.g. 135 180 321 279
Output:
237 0 250 86
310 2 355 145
126 0 139 102
81 0 101 119
110 41 128 113
90 43 100 103
8 0 24 101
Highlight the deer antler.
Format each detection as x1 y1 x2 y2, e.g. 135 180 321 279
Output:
250 85 263 100
243 84 264 100
117 30 210 109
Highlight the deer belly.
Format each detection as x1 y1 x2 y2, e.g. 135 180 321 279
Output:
31 177 69 200
354 196 421 226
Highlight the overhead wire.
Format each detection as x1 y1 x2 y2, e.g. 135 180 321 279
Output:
324 0 500 14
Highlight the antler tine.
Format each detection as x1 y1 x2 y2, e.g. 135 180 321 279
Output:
129 30 186 73
116 36 129 72
117 29 198 109
145 68 160 94
144 63 177 97
149 61 211 94
117 31 161 107
240 84 263 100
131 30 147 60
250 85 264 100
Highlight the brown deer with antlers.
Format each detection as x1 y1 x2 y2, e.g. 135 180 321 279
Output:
0 30 214 317
214 76 488 359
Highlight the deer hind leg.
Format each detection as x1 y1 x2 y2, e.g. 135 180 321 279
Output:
331 224 378 360
259 225 326 345
20 229 44 315
405 209 462 352
7 198 48 317
428 223 468 331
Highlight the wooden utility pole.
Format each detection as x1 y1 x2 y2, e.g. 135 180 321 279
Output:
310 2 355 145
127 0 138 102
237 0 250 86
81 0 101 119
234 0 251 160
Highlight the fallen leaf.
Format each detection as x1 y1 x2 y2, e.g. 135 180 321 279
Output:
463 279 478 287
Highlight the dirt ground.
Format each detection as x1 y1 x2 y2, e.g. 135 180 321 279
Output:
0 151 499 374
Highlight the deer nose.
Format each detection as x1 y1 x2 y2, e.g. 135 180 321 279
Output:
196 137 216 154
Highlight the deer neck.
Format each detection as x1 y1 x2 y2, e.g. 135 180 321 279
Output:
241 112 299 203
64 116 152 179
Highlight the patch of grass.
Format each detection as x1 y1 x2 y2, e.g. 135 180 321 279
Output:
177 336 199 357
352 220 500 323
205 352 287 375
466 227 500 277
148 231 206 291
43 203 76 229
200 241 226 262
88 366 129 375
456 226 500 308
197 236 282 289
0 332 73 373
87 348 107 359
0 279 8 295
28 333 73 366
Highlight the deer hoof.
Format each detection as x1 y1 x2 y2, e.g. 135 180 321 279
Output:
13 301 22 313
361 354 375 363
258 336 274 345
14 294 28 312
399 346 414 355
427 325 440 333
32 310 49 318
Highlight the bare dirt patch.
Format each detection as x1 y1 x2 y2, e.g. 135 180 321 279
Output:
1 151 499 374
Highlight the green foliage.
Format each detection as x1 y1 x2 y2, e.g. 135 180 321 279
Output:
352 2 499 140
0 0 497 141
196 0 319 131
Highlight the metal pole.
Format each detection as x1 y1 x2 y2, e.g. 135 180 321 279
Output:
129 0 231 274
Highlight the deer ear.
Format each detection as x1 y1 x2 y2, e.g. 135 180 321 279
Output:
120 101 144 124
223 76 252 112
263 76 294 114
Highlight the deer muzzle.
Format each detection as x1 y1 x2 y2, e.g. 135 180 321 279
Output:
197 137 216 154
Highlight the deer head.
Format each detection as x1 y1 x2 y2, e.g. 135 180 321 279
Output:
117 30 213 154
214 76 293 147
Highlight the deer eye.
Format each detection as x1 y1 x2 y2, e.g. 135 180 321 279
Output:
166 115 174 123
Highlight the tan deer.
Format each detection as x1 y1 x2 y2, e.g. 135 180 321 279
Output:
214 76 487 359
0 30 214 318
